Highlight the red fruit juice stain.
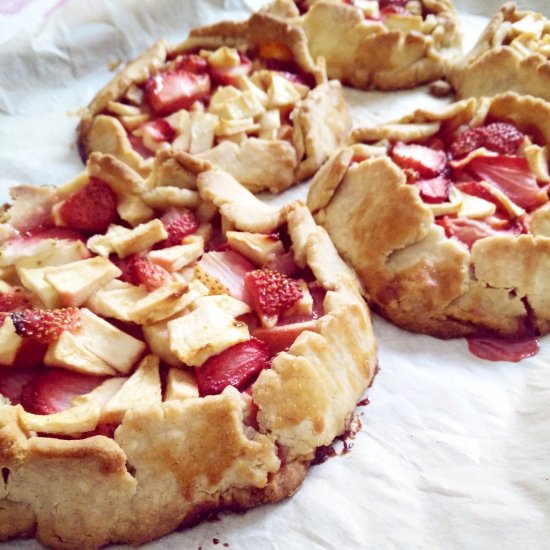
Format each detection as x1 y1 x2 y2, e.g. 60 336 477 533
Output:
466 334 540 362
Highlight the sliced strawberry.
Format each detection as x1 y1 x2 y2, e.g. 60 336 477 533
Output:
412 176 451 204
0 366 40 405
195 338 270 396
20 368 107 415
127 133 154 159
380 5 410 17
466 155 545 210
245 269 303 318
391 142 447 178
195 250 255 304
252 320 317 355
140 119 175 144
157 207 199 248
145 70 211 116
13 341 48 369
0 288 32 313
209 53 253 86
176 54 208 74
379 0 408 8
115 254 170 291
449 122 524 159
11 308 81 344
455 181 503 210
59 178 117 235
437 216 503 249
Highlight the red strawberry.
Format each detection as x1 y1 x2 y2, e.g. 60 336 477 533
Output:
127 133 154 159
59 178 117 235
252 320 316 355
437 216 502 249
158 207 199 248
20 368 107 415
0 366 40 405
145 70 211 115
412 176 451 204
195 338 270 396
140 119 175 144
391 142 447 178
245 269 303 317
379 0 408 8
449 122 524 159
209 53 253 86
380 5 410 16
176 54 208 74
115 254 170 291
11 308 81 344
0 287 32 313
466 155 545 210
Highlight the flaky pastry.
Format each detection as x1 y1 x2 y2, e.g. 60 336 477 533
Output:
264 0 462 90
308 92 550 338
448 3 550 101
78 13 351 194
0 152 376 548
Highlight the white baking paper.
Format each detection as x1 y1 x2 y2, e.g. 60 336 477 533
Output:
1 1 550 549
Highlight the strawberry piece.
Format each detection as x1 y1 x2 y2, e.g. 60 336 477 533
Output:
116 254 170 291
20 368 107 415
449 122 524 158
380 5 410 16
0 366 40 405
127 133 154 159
252 320 316 355
176 54 208 74
209 53 253 86
391 142 447 178
158 207 199 248
11 308 81 344
412 176 451 204
466 155 545 210
245 269 303 317
145 70 211 116
379 0 408 8
140 119 175 144
195 338 270 396
195 250 255 304
437 216 503 249
59 178 117 235
0 288 32 313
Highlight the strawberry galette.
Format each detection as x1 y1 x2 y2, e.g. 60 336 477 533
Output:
0 152 376 548
78 12 351 194
264 0 461 90
308 92 550 338
448 3 550 102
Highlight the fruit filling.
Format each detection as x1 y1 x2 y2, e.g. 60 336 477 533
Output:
0 181 325 441
103 44 317 158
355 120 549 250
498 10 550 59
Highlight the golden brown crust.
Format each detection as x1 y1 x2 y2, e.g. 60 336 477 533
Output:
266 0 462 90
78 13 350 194
448 3 550 101
308 92 550 338
0 154 377 548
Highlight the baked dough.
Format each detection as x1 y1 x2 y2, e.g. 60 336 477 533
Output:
78 13 351 194
308 92 550 338
264 0 462 89
0 152 376 548
448 3 550 101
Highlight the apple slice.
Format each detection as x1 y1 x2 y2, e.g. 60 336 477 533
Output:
0 317 23 366
102 355 162 424
225 231 284 266
85 280 148 322
165 368 199 401
148 235 204 272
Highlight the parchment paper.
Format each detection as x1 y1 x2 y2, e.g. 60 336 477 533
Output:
1 1 550 549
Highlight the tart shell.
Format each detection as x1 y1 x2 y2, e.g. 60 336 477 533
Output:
0 152 377 548
78 13 351 194
307 93 550 338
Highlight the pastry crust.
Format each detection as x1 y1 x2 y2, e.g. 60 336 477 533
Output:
264 0 462 90
308 93 550 338
78 13 351 193
448 3 550 101
0 153 376 548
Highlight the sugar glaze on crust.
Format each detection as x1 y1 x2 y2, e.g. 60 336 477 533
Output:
448 3 550 101
78 13 351 194
0 153 376 549
264 0 461 90
308 93 550 338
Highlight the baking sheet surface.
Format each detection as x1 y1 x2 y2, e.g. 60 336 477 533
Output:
1 1 549 548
